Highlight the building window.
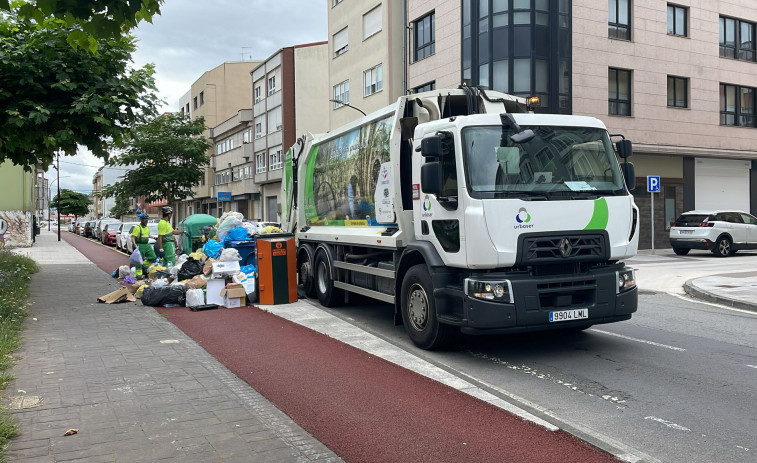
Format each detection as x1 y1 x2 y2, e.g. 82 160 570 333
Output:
364 64 383 96
608 0 631 40
254 85 262 103
667 76 688 108
414 12 435 61
667 4 687 37
255 122 263 138
363 5 382 40
720 83 756 127
333 80 349 108
256 152 267 174
267 106 282 133
413 81 436 93
193 96 198 109
720 16 756 62
608 68 631 116
185 103 190 114
199 91 204 106
243 129 252 144
267 75 276 95
333 27 348 57
269 149 283 171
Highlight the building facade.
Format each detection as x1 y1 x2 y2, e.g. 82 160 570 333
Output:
405 0 757 249
178 61 261 221
328 0 405 128
0 161 36 247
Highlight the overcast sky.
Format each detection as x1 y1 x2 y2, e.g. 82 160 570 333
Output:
48 0 328 200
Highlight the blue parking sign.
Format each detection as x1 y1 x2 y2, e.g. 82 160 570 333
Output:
647 175 660 193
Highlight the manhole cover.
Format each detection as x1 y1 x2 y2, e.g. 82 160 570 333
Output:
8 395 43 409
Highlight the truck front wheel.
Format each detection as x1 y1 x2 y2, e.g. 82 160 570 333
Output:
315 252 343 307
400 265 453 350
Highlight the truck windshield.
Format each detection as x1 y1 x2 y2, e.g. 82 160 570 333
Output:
462 125 627 199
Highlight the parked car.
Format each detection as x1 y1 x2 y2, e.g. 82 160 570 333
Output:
669 210 757 257
101 222 122 246
76 219 88 235
116 222 140 251
126 223 158 254
84 220 96 238
94 218 119 241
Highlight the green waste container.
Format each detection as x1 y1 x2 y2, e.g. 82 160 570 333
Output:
177 214 218 254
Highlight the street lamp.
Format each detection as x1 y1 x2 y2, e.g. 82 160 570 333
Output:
329 98 367 116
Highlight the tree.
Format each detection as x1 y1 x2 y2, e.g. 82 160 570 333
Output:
0 12 160 170
52 189 91 220
1 0 164 50
103 113 212 209
108 192 132 219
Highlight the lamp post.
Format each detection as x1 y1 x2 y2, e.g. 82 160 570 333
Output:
48 149 66 241
329 98 367 116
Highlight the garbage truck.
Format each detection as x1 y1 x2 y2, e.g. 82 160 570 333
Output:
281 87 639 349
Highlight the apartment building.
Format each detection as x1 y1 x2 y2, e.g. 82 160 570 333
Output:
405 0 757 249
204 43 330 222
178 61 261 221
328 0 405 128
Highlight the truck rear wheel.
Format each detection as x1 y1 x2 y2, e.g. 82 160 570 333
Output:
315 252 342 307
298 246 317 298
400 265 453 350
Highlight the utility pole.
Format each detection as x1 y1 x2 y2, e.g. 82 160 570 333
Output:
57 149 61 241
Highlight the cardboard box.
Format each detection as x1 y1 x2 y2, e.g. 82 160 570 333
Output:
206 279 226 306
238 274 257 299
211 261 240 279
97 287 136 304
220 283 247 308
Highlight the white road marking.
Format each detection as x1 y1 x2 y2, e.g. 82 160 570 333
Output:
590 329 686 352
644 416 690 431
670 293 757 315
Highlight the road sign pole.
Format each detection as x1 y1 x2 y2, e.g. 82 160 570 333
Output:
650 192 655 255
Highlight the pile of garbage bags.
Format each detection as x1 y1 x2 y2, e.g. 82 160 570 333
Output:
111 210 276 308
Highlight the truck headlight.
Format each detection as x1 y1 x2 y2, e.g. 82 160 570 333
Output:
616 268 636 293
465 278 513 303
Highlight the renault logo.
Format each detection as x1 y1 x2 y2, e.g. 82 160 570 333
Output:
559 237 572 257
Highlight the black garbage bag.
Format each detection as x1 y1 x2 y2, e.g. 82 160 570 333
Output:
177 256 203 282
141 285 187 307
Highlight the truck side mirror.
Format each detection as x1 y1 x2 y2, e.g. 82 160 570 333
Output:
616 139 633 158
421 136 441 158
621 161 636 190
421 161 442 195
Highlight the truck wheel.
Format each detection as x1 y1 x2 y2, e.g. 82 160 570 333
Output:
400 265 453 350
314 252 342 306
298 247 317 298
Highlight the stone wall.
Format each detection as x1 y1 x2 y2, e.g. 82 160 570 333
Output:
0 211 33 248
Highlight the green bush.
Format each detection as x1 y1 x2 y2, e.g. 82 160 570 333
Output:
0 251 38 459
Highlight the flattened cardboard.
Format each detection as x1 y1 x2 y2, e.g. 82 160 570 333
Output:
97 287 136 304
206 279 226 306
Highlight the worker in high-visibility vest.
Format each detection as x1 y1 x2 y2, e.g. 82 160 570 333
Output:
157 206 183 267
131 214 156 275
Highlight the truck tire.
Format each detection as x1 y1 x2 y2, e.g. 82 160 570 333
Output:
315 252 343 307
298 246 317 298
400 265 453 350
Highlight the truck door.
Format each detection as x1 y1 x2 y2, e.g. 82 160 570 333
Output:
416 132 467 267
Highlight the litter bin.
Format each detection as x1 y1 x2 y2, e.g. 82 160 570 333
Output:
256 233 297 305
227 238 257 266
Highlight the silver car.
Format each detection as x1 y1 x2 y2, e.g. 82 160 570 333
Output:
669 210 757 257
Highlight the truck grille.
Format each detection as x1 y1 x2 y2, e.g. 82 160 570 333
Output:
517 232 608 265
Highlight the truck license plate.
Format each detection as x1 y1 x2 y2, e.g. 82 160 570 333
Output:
549 309 588 323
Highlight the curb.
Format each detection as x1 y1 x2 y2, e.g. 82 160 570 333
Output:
683 279 757 313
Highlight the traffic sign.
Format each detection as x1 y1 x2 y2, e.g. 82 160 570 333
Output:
647 175 660 193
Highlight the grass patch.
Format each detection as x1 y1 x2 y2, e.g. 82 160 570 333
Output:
0 250 38 460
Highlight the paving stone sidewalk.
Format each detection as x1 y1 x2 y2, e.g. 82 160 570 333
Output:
7 230 340 463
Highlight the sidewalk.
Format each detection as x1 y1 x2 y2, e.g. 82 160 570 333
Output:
7 230 340 462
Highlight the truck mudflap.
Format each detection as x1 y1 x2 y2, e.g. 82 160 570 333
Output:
454 264 638 335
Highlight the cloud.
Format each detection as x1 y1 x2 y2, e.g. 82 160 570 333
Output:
55 0 328 197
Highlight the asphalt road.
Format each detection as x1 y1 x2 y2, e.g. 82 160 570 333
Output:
314 251 757 463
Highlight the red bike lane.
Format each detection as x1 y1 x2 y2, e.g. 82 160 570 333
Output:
63 231 621 463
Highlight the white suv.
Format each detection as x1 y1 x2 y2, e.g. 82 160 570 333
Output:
669 210 757 257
